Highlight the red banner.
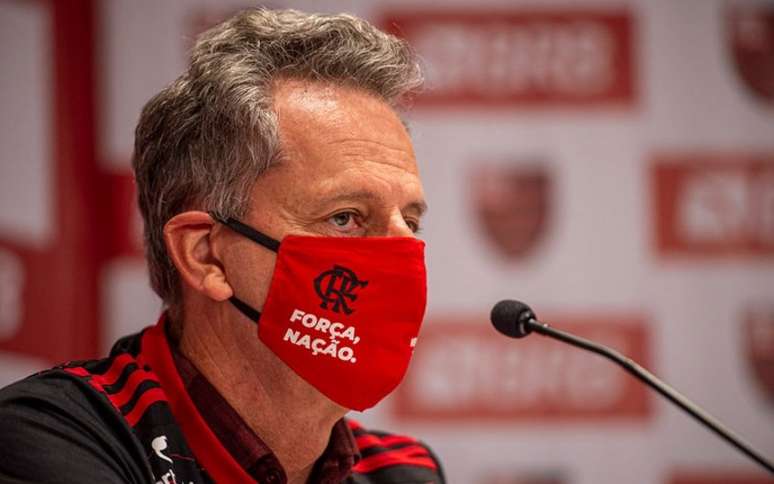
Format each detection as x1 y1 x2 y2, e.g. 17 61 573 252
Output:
380 9 636 108
669 470 774 484
652 154 774 257
395 314 651 421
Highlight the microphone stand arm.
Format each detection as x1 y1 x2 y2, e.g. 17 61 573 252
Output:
527 318 774 475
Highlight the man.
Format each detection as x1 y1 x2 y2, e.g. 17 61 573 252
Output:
0 8 444 484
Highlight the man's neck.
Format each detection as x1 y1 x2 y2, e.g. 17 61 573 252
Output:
176 301 348 483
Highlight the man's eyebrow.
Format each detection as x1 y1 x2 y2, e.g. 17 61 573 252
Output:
405 200 428 216
320 190 428 215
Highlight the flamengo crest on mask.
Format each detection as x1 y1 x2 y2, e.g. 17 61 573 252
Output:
314 265 368 315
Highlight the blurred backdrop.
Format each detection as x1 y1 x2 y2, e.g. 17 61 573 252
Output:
1 0 773 483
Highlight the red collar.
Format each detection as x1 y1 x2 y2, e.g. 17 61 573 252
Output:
139 316 256 483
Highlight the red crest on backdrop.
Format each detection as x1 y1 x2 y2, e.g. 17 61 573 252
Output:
471 164 551 260
744 303 774 406
727 4 774 104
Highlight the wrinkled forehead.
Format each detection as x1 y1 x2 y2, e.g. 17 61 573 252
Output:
270 79 418 174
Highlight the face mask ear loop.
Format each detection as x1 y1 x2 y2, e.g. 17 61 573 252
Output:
229 296 262 325
209 212 279 325
209 212 281 252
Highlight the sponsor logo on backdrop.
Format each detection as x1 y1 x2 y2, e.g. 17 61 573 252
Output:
744 303 774 406
652 154 774 256
394 314 651 421
0 248 24 340
727 4 774 104
380 9 635 107
471 163 551 259
669 470 774 484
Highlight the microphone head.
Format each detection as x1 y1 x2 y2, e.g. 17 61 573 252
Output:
491 299 536 338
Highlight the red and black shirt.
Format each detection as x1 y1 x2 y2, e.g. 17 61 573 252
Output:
0 317 444 483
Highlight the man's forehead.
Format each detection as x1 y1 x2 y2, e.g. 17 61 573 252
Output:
273 80 409 140
271 80 418 171
272 79 344 118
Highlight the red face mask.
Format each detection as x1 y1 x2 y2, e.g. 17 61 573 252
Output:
212 215 427 411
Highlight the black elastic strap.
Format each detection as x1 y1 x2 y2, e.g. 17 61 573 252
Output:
229 296 261 323
210 213 281 253
209 213 274 324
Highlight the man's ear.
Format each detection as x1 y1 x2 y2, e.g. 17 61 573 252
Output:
163 211 233 302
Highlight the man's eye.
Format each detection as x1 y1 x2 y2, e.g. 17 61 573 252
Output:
405 218 421 234
329 212 357 229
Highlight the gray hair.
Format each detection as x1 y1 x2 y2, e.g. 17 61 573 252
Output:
132 8 423 308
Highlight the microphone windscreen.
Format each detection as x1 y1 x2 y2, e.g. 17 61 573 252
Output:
490 299 535 338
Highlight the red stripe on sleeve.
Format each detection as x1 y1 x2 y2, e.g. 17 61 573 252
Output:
63 353 137 394
353 444 438 473
107 368 160 408
96 354 137 387
124 387 167 427
355 434 418 451
347 419 364 431
64 367 89 377
65 366 108 394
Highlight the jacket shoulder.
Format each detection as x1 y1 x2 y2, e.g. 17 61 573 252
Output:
347 419 446 484
0 353 150 483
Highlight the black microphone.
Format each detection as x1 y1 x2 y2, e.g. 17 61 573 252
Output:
491 299 774 475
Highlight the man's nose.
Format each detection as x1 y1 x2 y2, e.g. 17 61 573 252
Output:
385 212 415 238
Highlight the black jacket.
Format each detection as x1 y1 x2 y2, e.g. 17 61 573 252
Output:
0 320 444 484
